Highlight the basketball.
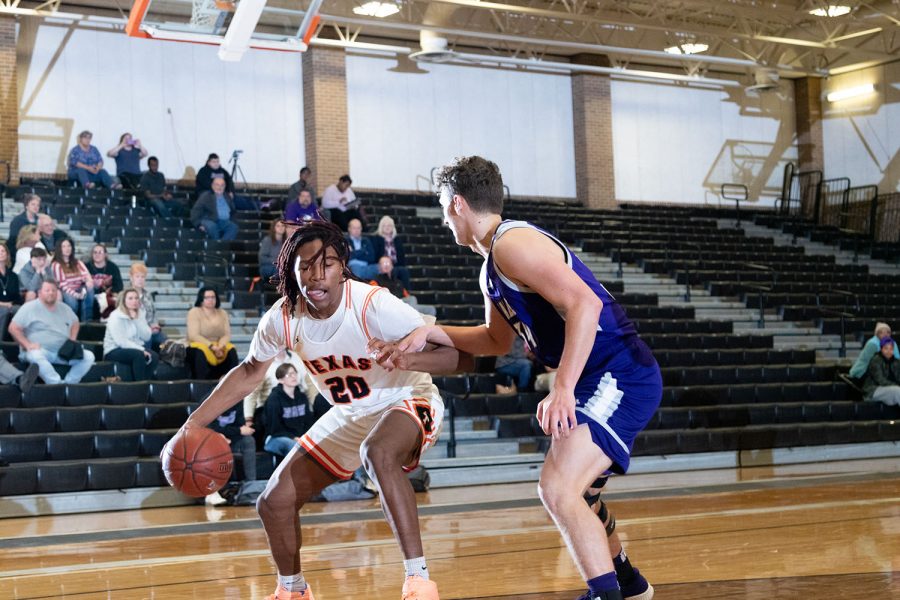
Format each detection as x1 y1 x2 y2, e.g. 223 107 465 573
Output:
161 427 233 497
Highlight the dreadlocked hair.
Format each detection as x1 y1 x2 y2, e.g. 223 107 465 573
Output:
276 220 354 315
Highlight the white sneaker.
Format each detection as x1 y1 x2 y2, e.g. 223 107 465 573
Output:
205 491 228 507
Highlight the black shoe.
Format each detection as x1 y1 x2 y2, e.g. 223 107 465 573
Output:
18 363 39 395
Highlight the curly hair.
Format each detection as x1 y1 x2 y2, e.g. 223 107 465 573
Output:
276 220 353 315
433 155 504 214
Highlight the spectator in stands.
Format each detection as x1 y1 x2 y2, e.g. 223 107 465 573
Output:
263 363 315 457
0 354 38 394
0 242 22 335
106 133 148 189
191 177 238 241
51 238 95 322
321 174 361 231
67 130 117 189
370 215 412 291
140 156 182 218
495 337 532 393
287 167 315 205
88 244 124 320
18 248 51 302
863 337 900 406
207 402 257 504
259 219 285 281
850 322 899 379
370 256 435 316
37 214 66 254
13 226 40 274
283 190 322 224
7 193 40 257
103 288 158 381
195 153 235 195
244 349 309 430
186 287 238 379
129 262 166 351
9 279 96 384
346 218 378 279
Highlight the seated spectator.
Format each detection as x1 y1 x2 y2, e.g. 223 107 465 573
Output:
51 238 95 322
370 215 412 291
129 261 166 351
13 225 40 274
0 242 22 334
243 349 309 429
191 177 238 241
9 279 96 384
139 156 182 218
263 363 315 457
207 403 257 505
18 248 51 302
495 337 533 394
7 193 40 257
37 214 66 254
87 244 124 319
103 289 158 381
66 130 116 189
863 337 900 406
370 256 436 317
186 287 238 379
321 174 362 231
195 153 235 196
259 219 285 280
106 132 148 189
850 322 899 379
346 218 377 279
284 189 322 224
287 167 315 207
0 354 38 394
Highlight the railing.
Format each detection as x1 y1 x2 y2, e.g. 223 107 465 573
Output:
681 243 702 302
816 177 851 228
737 262 776 328
815 289 860 358
720 183 748 228
415 174 433 196
0 160 9 223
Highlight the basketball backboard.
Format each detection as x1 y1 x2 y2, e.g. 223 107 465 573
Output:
126 0 321 60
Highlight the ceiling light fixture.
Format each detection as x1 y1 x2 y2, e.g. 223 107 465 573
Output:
352 1 400 18
664 42 709 55
809 5 851 17
826 83 875 102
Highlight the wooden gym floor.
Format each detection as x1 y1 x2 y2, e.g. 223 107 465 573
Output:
0 457 897 599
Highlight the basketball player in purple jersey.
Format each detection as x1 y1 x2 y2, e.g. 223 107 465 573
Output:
370 156 660 600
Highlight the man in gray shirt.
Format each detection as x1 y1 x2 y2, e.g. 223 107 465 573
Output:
9 279 95 384
18 247 51 302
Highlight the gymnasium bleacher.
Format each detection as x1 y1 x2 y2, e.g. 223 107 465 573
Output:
0 177 898 501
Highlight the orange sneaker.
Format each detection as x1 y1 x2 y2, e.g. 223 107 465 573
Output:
264 584 315 600
401 575 439 600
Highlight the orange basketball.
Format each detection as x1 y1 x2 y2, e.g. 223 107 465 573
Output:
161 427 233 497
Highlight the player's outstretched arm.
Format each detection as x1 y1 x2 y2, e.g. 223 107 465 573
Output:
393 301 515 358
368 338 474 374
182 356 273 430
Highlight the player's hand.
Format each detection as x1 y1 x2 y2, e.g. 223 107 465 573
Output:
397 325 431 355
240 425 254 436
536 388 578 440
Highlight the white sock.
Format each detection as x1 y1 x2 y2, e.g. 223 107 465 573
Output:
403 556 429 580
278 573 307 592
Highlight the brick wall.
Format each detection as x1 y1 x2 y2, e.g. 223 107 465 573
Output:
0 16 18 185
571 72 616 209
302 46 349 193
794 77 824 173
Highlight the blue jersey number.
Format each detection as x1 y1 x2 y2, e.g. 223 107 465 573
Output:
495 297 537 349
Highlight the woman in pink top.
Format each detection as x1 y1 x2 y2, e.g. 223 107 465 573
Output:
51 238 95 321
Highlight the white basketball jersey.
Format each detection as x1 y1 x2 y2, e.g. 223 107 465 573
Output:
248 280 437 416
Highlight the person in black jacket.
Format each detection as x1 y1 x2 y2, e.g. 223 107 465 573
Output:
209 403 257 482
195 153 235 195
863 337 900 406
263 363 315 456
190 177 238 240
7 193 41 257
370 215 412 291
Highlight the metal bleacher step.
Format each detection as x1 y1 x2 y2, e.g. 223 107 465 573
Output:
429 439 522 458
420 452 545 488
437 429 497 443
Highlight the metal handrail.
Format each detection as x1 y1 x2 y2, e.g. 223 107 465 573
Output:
721 183 748 228
815 289 860 358
681 243 702 302
737 262 775 328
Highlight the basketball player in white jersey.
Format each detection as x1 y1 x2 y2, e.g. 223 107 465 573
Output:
178 221 470 600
